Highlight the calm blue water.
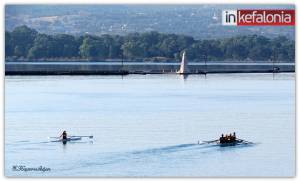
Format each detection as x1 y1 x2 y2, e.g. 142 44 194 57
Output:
5 73 295 177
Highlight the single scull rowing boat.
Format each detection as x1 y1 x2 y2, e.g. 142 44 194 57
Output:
48 135 93 142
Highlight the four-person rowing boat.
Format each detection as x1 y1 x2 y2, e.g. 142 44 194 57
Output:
199 132 254 147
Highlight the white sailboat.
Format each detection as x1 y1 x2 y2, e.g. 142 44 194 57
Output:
177 51 190 74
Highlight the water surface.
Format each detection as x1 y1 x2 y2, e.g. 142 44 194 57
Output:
5 73 295 177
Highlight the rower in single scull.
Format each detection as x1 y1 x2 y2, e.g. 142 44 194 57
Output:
60 131 67 140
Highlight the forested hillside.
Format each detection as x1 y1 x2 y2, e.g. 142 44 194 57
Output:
5 26 295 62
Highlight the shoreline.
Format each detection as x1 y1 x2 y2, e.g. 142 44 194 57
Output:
5 61 295 75
5 70 294 76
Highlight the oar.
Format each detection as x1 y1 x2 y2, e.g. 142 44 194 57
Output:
48 135 94 139
236 138 253 144
203 139 219 143
198 139 219 145
70 135 93 139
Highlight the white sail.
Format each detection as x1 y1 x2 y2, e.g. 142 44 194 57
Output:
177 51 189 74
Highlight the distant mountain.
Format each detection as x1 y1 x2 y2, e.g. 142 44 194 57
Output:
5 4 295 39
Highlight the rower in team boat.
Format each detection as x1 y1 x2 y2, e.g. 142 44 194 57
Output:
219 132 236 144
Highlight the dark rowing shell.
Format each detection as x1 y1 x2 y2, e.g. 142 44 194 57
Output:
218 140 244 147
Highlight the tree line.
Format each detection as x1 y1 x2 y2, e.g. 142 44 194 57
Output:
5 25 295 62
